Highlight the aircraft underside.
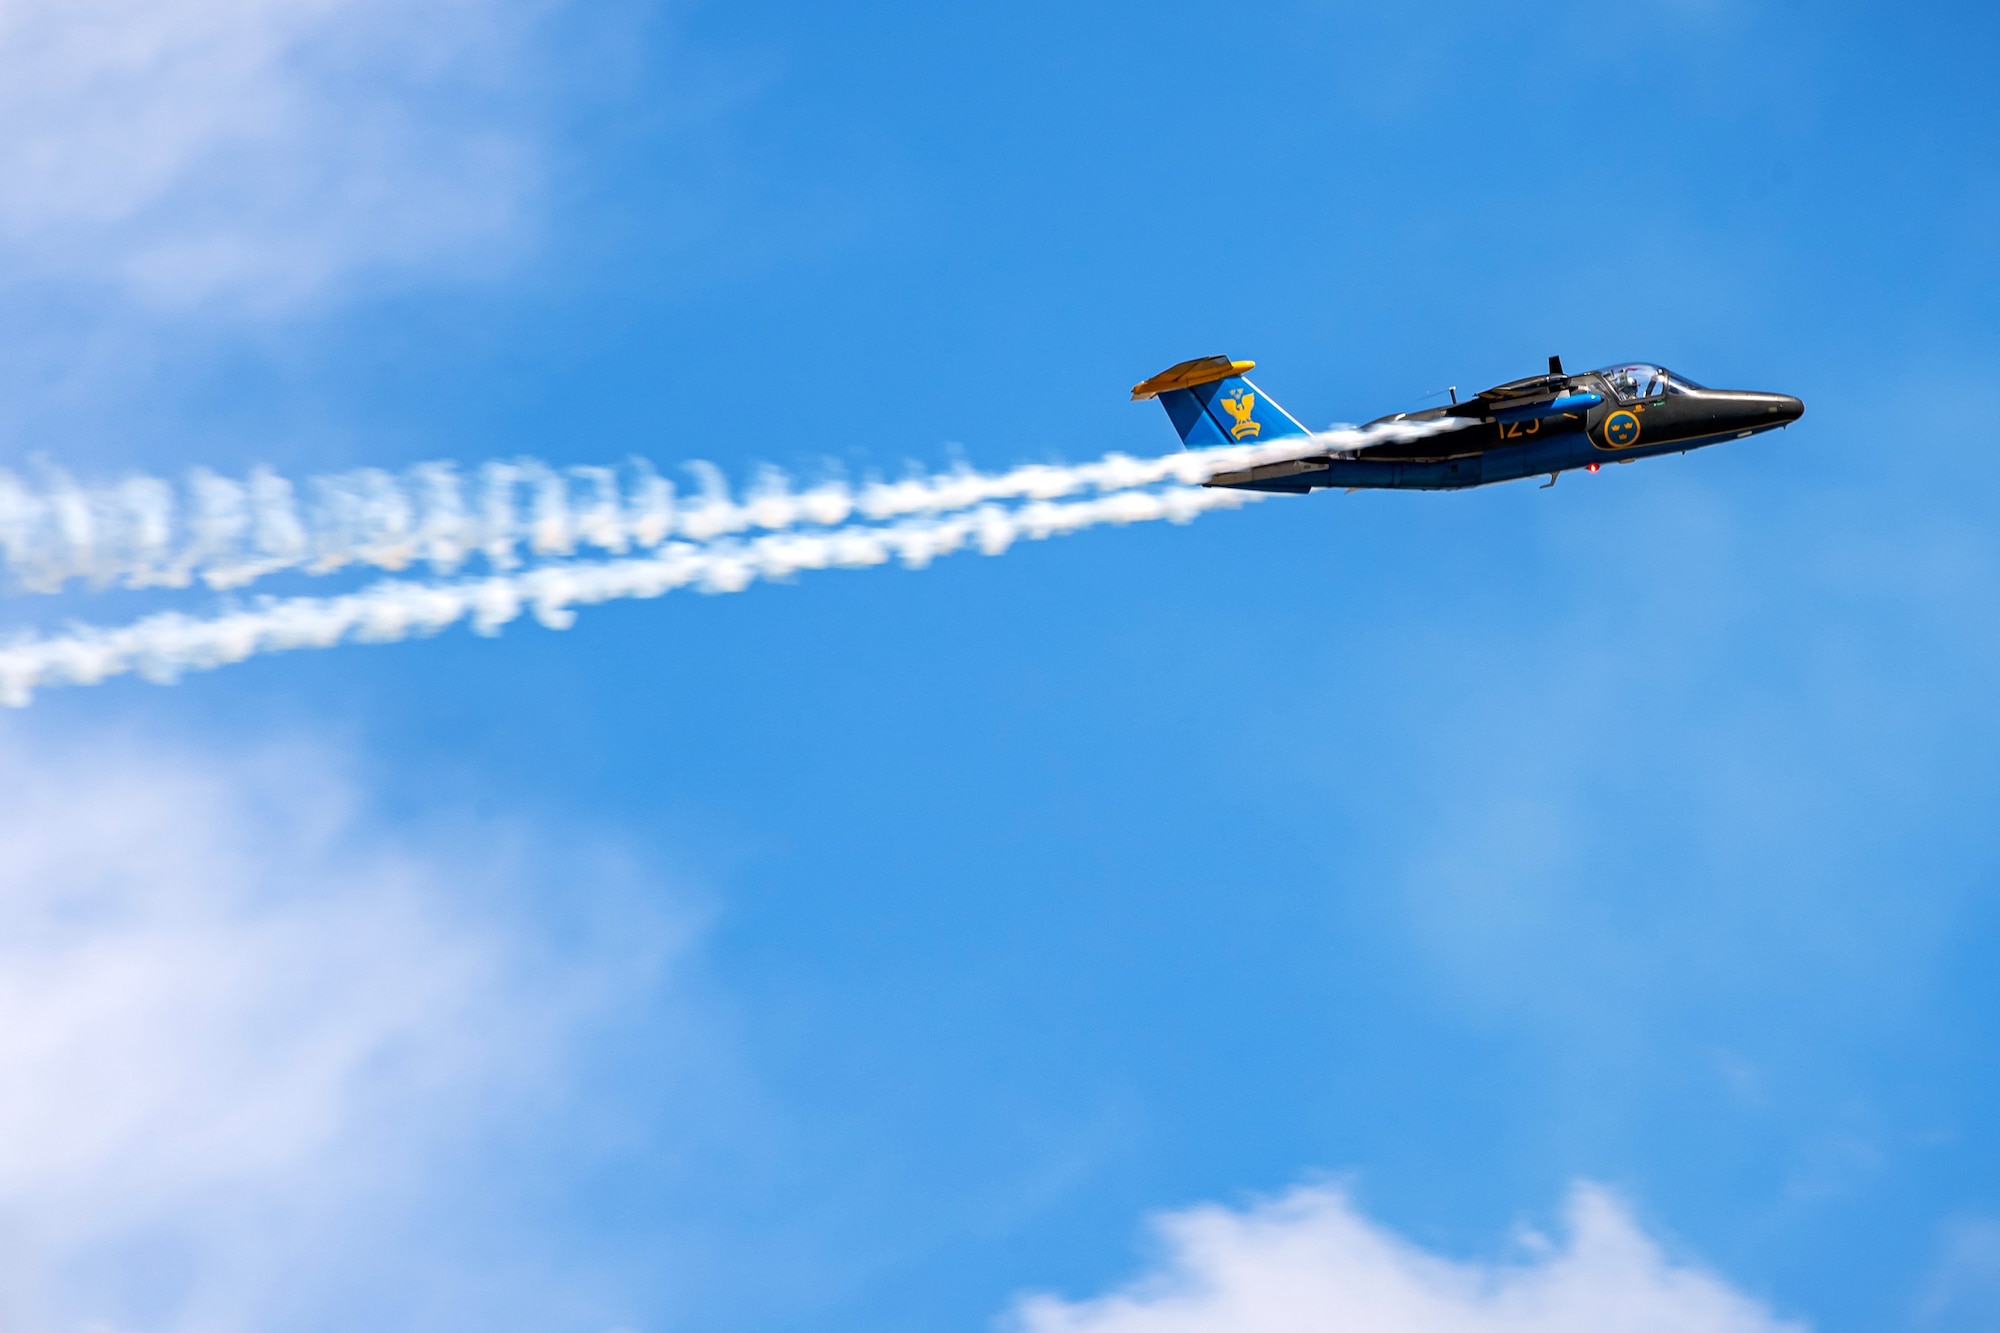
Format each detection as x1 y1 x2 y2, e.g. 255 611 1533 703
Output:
1209 423 1792 493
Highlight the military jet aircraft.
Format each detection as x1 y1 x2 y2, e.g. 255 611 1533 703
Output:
1131 354 1803 492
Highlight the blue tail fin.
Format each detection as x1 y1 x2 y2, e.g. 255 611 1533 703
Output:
1130 356 1311 449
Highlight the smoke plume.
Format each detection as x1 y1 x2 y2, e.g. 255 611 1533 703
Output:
0 420 1452 596
0 485 1260 705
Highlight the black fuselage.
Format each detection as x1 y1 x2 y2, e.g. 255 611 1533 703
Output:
1210 365 1804 492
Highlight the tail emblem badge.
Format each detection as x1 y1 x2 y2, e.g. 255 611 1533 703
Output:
1220 391 1262 440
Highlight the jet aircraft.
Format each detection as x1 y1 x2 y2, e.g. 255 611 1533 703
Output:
1131 355 1803 492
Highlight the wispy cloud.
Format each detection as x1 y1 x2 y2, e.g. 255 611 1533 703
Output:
1919 1217 2000 1328
0 0 551 311
1008 1183 1800 1333
0 723 689 1330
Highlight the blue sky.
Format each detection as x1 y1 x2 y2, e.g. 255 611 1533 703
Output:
1 1 1998 1330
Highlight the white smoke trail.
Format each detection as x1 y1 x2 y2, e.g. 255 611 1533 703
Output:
0 419 1455 597
0 485 1262 706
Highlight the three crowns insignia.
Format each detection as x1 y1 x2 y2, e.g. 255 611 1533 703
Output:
1220 391 1261 439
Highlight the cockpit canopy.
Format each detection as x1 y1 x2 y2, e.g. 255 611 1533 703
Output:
1595 364 1706 401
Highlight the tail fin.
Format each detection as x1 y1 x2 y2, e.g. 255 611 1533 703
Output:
1130 355 1311 449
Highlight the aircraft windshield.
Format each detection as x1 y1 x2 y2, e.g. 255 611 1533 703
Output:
1597 364 1707 399
1599 364 1668 400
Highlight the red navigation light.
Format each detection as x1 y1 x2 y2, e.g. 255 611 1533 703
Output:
1586 463 1600 473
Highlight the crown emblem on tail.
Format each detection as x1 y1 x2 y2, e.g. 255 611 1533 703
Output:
1220 391 1261 439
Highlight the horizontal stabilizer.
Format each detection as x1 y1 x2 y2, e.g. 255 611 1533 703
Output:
1131 355 1257 401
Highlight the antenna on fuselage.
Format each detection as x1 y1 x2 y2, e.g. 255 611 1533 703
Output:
1549 355 1565 377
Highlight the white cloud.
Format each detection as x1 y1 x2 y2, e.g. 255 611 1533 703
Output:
0 722 687 1330
0 0 550 310
1008 1183 1801 1333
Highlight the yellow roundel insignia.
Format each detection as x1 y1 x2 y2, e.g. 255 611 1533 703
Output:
1603 410 1642 448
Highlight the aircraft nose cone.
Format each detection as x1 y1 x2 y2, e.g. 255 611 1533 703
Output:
1769 394 1804 423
